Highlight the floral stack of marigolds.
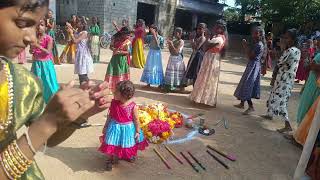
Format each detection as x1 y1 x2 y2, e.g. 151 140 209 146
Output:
1 141 33 179
138 103 184 144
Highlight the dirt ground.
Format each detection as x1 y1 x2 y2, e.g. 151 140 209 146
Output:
21 47 302 180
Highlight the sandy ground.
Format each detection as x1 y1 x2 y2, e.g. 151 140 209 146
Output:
20 47 302 180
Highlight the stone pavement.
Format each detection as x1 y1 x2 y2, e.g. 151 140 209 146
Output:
21 48 302 180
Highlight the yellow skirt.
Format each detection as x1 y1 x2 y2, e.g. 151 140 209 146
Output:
132 38 146 69
59 42 76 64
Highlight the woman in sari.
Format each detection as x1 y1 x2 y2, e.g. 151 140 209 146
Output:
296 38 320 124
0 1 112 179
189 20 227 107
45 9 60 65
294 96 320 179
184 23 207 86
59 14 78 64
132 19 146 68
105 27 131 91
89 16 101 63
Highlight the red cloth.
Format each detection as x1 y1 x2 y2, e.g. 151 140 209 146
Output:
296 48 311 81
207 34 226 53
109 100 136 123
132 27 144 46
98 139 148 160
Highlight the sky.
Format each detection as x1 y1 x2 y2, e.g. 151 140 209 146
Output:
223 0 236 7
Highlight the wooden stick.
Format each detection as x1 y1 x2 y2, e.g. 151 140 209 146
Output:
187 151 206 171
153 148 171 169
164 145 184 164
207 150 229 169
180 152 199 173
207 145 236 161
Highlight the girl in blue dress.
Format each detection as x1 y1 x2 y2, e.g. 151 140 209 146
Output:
234 26 266 115
140 25 164 87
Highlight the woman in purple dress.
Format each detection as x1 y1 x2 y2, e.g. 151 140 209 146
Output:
234 26 266 115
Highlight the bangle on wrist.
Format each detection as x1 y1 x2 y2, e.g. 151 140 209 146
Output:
0 141 33 180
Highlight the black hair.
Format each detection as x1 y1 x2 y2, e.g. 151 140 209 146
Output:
150 24 158 32
286 28 298 46
113 27 130 39
116 80 135 100
175 27 183 34
0 0 49 11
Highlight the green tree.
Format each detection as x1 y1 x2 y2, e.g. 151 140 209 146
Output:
224 8 240 22
235 0 261 21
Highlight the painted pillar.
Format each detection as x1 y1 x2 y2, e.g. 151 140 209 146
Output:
157 0 177 37
192 13 198 29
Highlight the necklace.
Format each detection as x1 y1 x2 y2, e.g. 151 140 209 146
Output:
0 59 14 131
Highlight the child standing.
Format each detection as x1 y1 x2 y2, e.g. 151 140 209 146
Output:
99 81 148 171
140 25 164 87
105 27 131 91
164 27 185 92
234 26 265 115
132 19 146 68
70 19 94 85
30 19 59 103
89 16 101 63
46 9 60 65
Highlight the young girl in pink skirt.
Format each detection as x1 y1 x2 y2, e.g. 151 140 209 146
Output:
99 80 148 171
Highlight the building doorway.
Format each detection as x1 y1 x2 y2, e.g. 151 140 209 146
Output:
174 9 193 32
137 2 156 27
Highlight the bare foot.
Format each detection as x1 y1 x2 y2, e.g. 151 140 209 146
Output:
260 115 273 120
234 104 244 109
277 126 292 133
242 107 255 115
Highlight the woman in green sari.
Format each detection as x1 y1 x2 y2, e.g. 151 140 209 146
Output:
0 1 112 179
297 38 320 124
89 16 101 63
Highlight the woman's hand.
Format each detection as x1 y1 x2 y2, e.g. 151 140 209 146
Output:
43 81 95 129
135 132 140 142
80 81 113 119
150 28 156 35
67 27 74 34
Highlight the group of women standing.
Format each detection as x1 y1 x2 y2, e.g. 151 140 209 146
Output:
232 25 320 178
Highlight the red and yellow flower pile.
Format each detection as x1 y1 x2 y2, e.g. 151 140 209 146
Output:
138 103 184 144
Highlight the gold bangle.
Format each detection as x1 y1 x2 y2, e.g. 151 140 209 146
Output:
11 141 32 165
8 144 29 168
1 153 19 179
2 151 22 177
7 145 28 172
0 154 15 180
